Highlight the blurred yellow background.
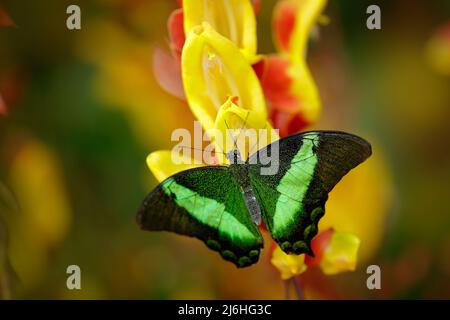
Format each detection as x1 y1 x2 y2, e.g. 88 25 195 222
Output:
0 0 449 299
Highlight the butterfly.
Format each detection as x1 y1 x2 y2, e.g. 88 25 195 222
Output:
137 131 372 268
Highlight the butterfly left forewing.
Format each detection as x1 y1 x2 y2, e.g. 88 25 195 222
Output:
137 166 263 268
248 131 372 256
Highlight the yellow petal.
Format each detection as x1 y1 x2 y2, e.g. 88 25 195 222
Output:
146 150 206 183
183 0 259 63
288 61 321 123
271 246 308 280
8 138 71 287
9 140 71 247
271 0 325 123
319 231 360 275
212 97 279 163
276 0 328 63
182 22 267 132
288 0 326 123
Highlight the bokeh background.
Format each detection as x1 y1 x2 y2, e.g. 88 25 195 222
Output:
0 0 449 299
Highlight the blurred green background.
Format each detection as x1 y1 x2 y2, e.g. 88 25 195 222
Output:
0 0 449 299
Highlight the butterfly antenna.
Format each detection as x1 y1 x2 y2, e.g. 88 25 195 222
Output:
248 121 267 157
232 110 250 152
174 145 227 155
224 119 237 152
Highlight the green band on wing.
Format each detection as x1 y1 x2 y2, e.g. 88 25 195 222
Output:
162 179 255 244
272 134 319 238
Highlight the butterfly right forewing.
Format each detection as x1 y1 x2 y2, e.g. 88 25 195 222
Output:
248 131 372 255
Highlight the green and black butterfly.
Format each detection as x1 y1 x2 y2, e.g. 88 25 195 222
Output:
137 131 371 268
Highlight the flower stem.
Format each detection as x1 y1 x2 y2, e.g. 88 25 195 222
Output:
284 277 305 300
293 277 304 300
283 280 290 300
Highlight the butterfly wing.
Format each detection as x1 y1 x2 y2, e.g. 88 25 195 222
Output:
248 131 372 255
137 166 263 268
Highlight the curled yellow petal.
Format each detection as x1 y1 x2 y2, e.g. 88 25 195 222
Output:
212 97 279 162
271 246 308 280
182 22 266 132
183 0 259 63
319 231 360 275
146 150 207 183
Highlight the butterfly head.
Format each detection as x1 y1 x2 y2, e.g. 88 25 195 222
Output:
226 149 243 164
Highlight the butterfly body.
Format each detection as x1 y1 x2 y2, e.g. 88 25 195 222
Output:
138 131 372 268
227 150 263 226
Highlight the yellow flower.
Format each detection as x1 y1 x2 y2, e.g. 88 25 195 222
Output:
319 232 360 275
182 22 267 133
148 21 280 180
271 246 308 280
146 150 207 183
183 0 259 63
7 138 71 288
264 0 327 133
178 22 278 164
288 59 321 124
273 0 328 63
271 229 361 279
213 97 279 162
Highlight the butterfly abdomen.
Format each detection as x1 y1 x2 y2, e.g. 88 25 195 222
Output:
242 185 262 226
229 163 262 227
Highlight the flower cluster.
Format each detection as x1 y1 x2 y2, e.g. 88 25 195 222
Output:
155 0 324 139
150 0 364 291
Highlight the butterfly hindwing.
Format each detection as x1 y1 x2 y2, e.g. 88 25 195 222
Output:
137 166 263 268
248 131 372 256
